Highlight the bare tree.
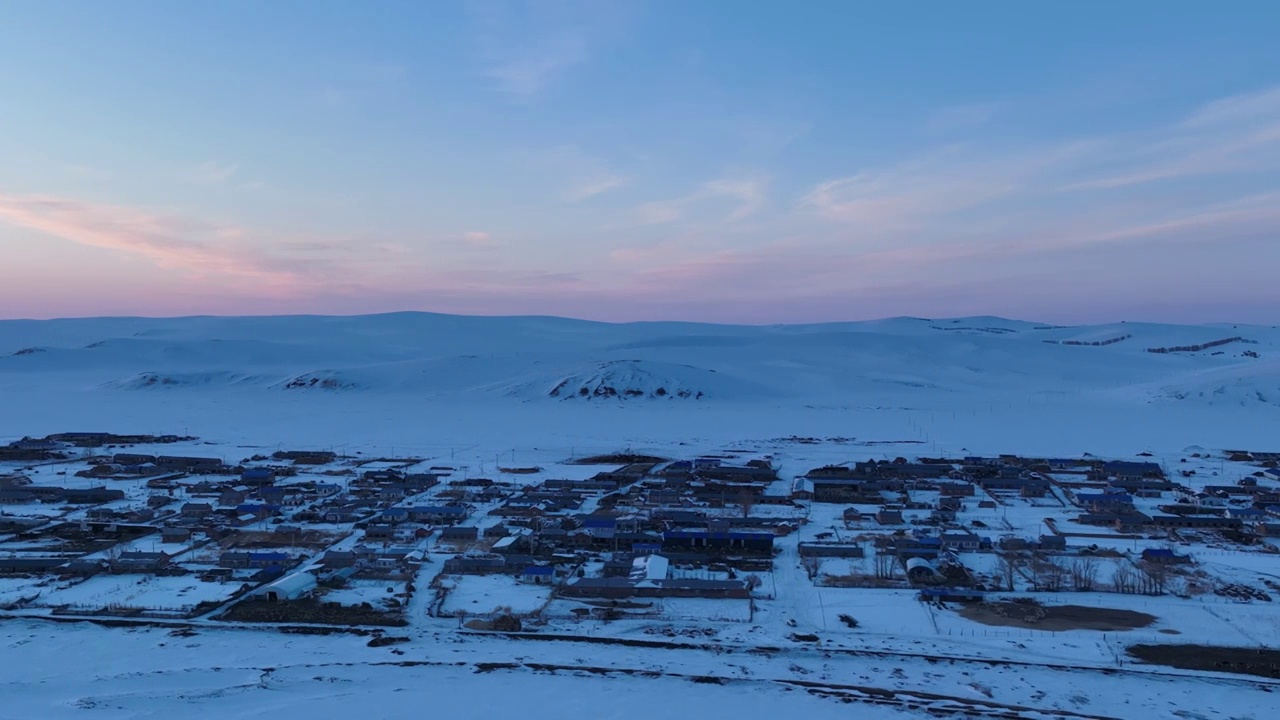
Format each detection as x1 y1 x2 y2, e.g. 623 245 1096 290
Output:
1138 561 1168 595
874 552 898 580
994 554 1018 591
1039 558 1066 592
1069 556 1100 592
737 490 756 519
801 555 820 580
1113 564 1138 594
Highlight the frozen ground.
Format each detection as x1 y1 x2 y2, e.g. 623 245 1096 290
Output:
2 616 1276 720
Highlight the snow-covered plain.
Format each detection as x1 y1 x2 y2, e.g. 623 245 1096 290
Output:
0 312 1277 457
2 312 1279 718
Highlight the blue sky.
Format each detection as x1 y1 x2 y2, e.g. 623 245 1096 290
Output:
2 0 1279 323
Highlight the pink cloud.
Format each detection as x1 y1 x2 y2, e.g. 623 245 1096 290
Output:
0 194 301 290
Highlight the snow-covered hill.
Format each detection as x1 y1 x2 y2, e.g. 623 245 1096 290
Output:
0 313 1277 409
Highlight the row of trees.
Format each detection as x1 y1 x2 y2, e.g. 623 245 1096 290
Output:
994 553 1170 595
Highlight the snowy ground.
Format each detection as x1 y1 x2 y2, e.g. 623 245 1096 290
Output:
2 617 1276 720
439 574 553 616
26 575 237 613
2 312 1279 717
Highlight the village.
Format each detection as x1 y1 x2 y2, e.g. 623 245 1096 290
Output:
2 431 1279 678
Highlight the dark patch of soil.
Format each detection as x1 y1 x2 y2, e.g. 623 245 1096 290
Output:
367 635 410 647
568 453 667 465
1129 643 1280 679
219 599 406 627
960 601 1156 631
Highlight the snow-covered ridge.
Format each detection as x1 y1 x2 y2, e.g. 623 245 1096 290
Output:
0 312 1276 407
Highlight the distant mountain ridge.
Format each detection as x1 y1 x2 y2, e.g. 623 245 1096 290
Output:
0 312 1276 407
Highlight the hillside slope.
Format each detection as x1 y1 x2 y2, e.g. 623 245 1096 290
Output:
0 313 1276 408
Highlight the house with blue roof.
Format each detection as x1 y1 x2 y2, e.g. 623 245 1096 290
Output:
381 507 410 523
519 565 558 585
1103 461 1162 479
1141 548 1191 564
408 505 469 525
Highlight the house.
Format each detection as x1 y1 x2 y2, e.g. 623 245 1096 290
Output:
9 437 63 452
1141 548 1191 565
234 503 281 520
810 478 884 503
918 587 986 603
240 467 276 486
274 450 338 464
1037 535 1067 551
1149 515 1243 530
939 532 982 551
1076 492 1134 512
408 505 469 525
443 555 507 574
559 577 751 599
580 516 618 538
111 551 170 573
363 523 400 542
160 527 192 544
62 488 126 504
219 551 251 568
257 487 287 505
0 557 68 574
520 565 558 585
321 551 360 569
939 482 976 497
1103 461 1163 480
47 432 112 446
660 529 773 555
380 507 410 524
998 537 1029 552
0 489 35 504
876 509 904 525
797 542 865 558
181 502 215 518
156 456 224 473
247 551 291 570
65 559 107 577
440 526 479 543
629 554 670 581
113 453 157 466
218 489 248 507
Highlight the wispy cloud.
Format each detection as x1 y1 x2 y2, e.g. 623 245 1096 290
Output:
182 161 238 184
471 0 628 101
565 174 628 202
637 173 768 225
532 145 629 202
484 33 588 100
800 84 1280 241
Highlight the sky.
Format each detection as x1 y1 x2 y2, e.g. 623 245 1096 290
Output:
2 0 1280 325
